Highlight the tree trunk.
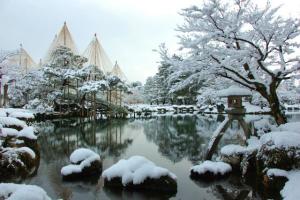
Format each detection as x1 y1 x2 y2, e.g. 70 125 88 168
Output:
267 92 287 125
3 84 8 107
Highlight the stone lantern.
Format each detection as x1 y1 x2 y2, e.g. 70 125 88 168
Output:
218 85 252 114
205 85 253 160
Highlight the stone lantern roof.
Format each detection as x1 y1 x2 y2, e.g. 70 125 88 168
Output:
217 85 252 98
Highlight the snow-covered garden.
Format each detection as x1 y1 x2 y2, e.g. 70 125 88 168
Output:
1 0 300 199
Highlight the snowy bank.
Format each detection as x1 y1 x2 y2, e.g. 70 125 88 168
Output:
103 156 177 192
0 183 51 200
61 148 102 180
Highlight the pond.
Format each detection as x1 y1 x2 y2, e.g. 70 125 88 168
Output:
23 114 299 200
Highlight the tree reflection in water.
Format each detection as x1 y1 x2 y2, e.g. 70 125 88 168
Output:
142 115 227 164
38 119 134 162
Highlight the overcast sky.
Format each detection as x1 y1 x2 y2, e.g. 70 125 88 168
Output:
0 0 299 83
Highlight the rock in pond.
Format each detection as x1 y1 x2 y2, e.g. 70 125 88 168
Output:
102 156 177 194
61 148 102 181
190 160 232 181
0 146 37 181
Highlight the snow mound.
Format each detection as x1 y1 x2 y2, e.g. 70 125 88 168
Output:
61 148 100 176
102 155 177 185
218 85 252 97
281 170 300 200
278 122 300 133
0 183 51 200
260 131 300 149
191 160 232 175
18 127 37 140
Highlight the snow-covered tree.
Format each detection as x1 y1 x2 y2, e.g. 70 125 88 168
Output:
143 76 160 104
175 0 300 124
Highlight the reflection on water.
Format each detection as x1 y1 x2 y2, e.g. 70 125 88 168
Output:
22 114 298 199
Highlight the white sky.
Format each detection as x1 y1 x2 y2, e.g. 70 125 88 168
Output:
0 0 299 83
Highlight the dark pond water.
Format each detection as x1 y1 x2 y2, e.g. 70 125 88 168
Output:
23 114 299 200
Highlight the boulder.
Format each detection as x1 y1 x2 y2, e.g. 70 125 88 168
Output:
0 147 38 181
61 148 102 181
190 161 232 181
102 156 177 194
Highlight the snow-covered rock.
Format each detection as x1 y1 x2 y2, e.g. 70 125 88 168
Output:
61 148 102 180
9 111 34 120
0 146 38 180
0 117 27 130
1 128 19 137
0 183 51 200
102 156 177 193
18 127 37 140
190 160 232 180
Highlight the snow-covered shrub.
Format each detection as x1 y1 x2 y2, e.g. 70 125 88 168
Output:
257 131 300 170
